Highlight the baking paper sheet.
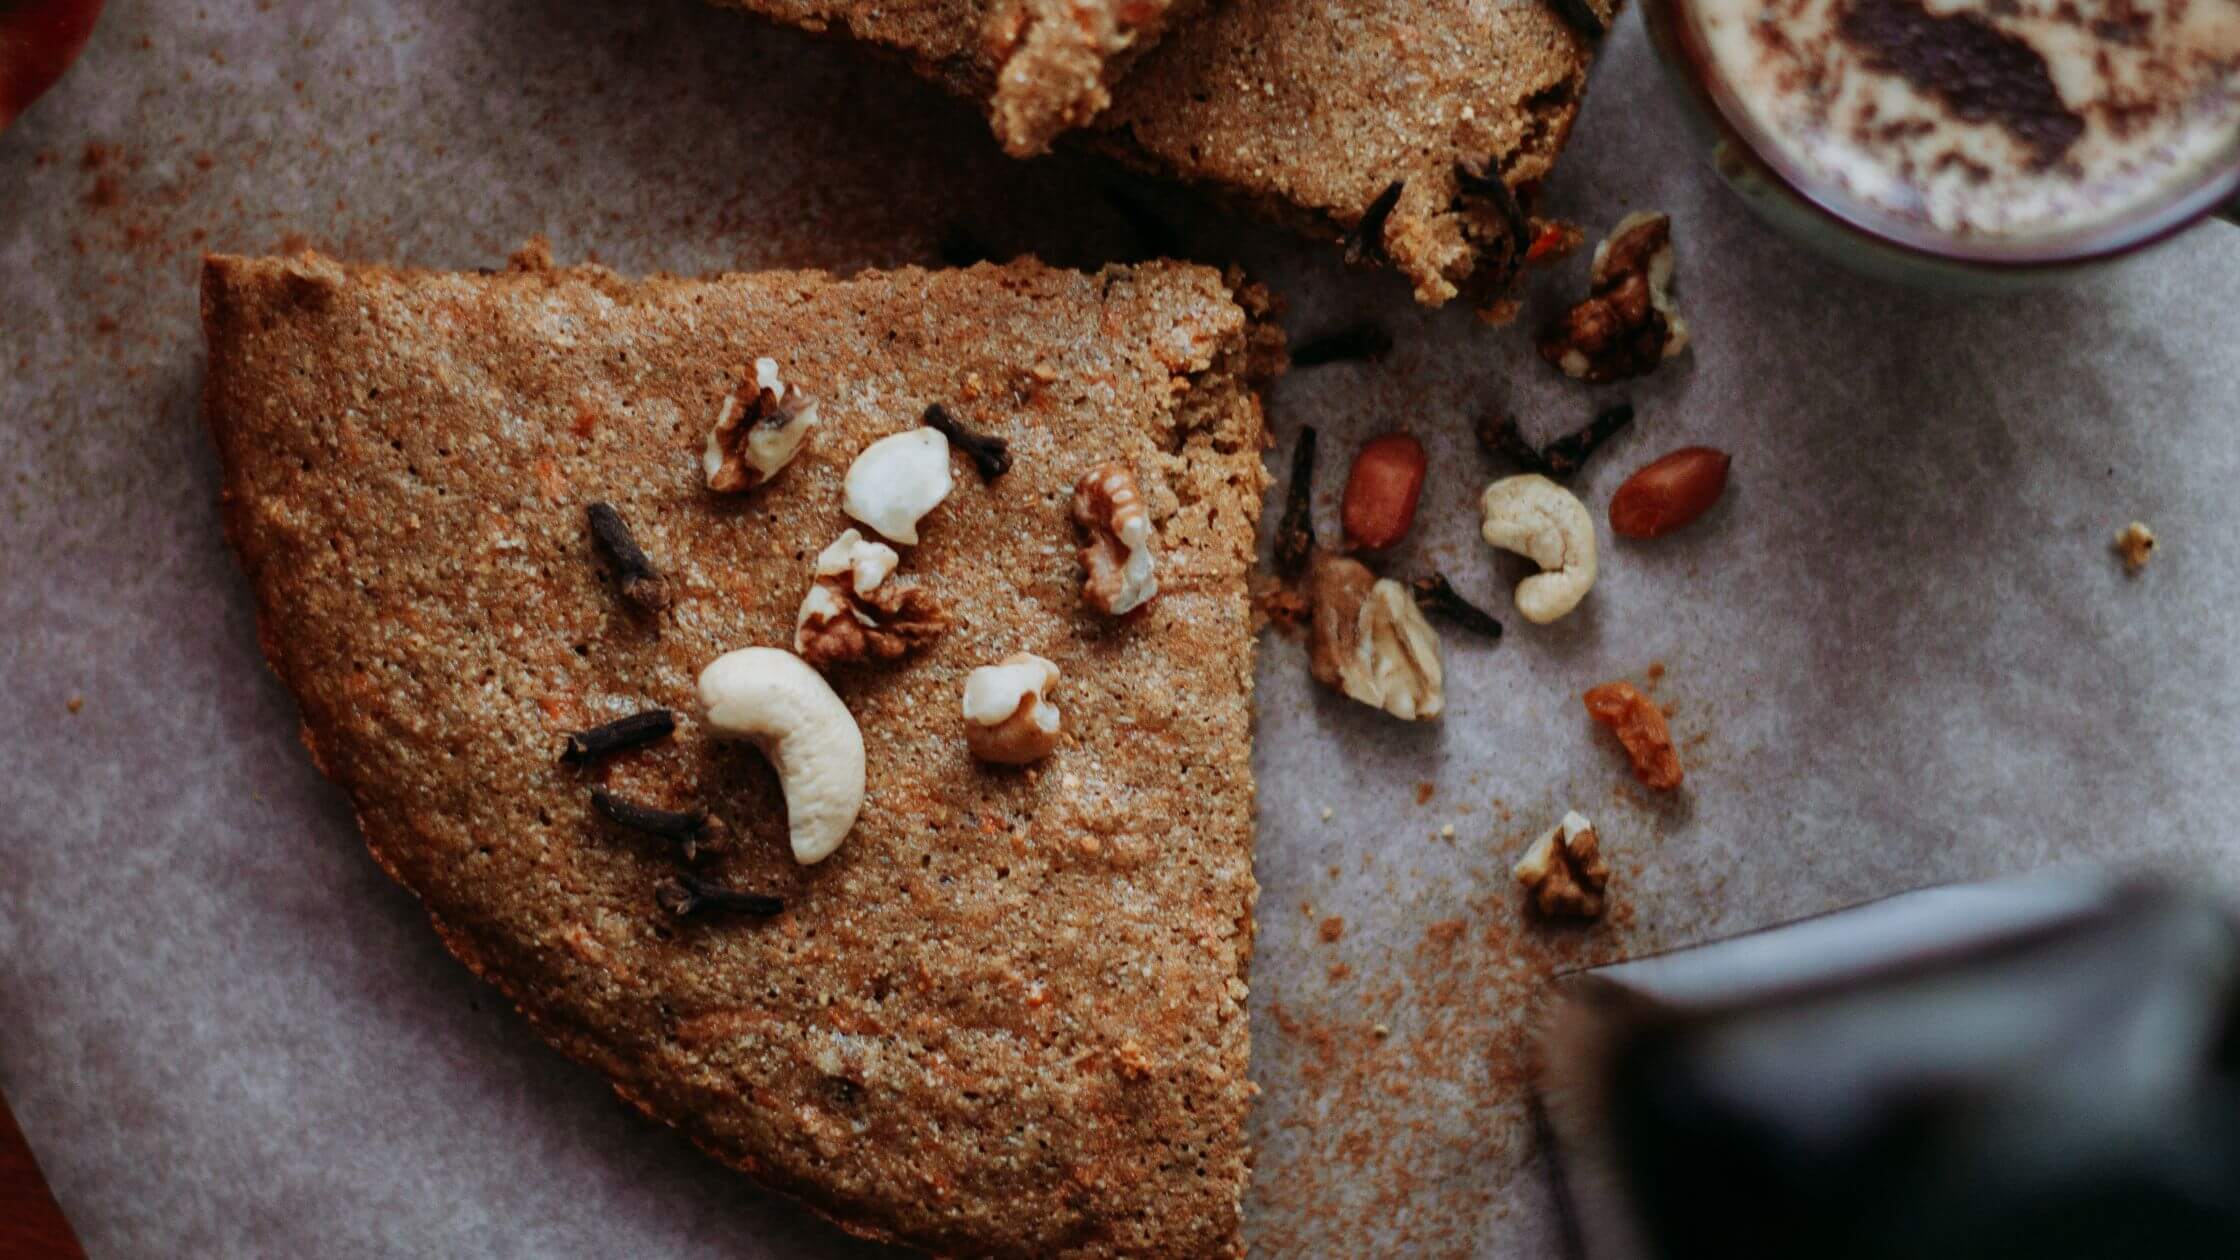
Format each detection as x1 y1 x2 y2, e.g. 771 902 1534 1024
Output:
5 2 2238 1255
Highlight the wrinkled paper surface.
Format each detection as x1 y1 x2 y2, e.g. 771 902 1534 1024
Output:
4 2 2238 1255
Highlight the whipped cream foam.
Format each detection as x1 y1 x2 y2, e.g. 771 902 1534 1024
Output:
1693 0 2240 241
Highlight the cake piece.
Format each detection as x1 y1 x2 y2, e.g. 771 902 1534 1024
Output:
1092 0 1616 316
710 0 1209 157
201 247 1277 1258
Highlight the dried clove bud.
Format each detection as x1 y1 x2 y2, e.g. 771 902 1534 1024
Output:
1411 573 1505 640
1544 0 1607 39
591 787 729 861
921 404 1011 480
1541 404 1636 478
1343 181 1405 265
560 709 677 765
1453 159 1532 263
656 870 783 919
1275 426 1319 579
1291 322 1394 367
1478 404 1635 480
586 501 667 614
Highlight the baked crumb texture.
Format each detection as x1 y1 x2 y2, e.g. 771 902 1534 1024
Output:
710 0 1205 156
201 249 1276 1259
1092 0 1613 314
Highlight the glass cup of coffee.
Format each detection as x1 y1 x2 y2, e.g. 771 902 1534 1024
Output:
1639 0 2240 286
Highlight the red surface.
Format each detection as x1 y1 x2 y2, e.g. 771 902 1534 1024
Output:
0 1091 86 1260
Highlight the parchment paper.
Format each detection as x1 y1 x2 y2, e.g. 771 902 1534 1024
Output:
5 2 2238 1256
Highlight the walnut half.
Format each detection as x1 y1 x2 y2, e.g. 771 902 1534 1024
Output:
704 358 818 493
1306 550 1445 721
1537 212 1688 384
1514 811 1610 919
1073 462 1159 616
793 529 948 668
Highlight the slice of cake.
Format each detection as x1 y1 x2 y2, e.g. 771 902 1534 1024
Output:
1093 0 1615 316
201 246 1278 1258
709 0 1210 157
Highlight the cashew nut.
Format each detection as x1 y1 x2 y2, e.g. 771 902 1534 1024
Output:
962 652 1063 765
697 647 866 865
1479 474 1597 624
844 428 954 545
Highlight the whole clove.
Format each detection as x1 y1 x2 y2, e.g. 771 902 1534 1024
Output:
587 501 667 614
1342 181 1405 265
1453 160 1532 262
656 869 784 919
1540 403 1636 478
921 403 1011 480
1290 322 1394 368
1544 0 1607 39
1275 426 1319 579
591 787 729 861
1478 404 1635 480
1411 572 1505 640
560 709 677 765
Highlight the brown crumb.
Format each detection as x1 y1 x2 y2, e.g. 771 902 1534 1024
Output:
1319 916 1346 943
1415 781 1436 805
2114 521 2156 574
66 696 84 715
1326 961 1352 982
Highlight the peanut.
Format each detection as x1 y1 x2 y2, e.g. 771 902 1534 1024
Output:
1341 433 1427 551
1609 446 1730 539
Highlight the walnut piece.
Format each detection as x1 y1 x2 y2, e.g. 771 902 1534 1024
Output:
1072 462 1158 616
963 652 1063 765
1537 212 1688 384
1306 550 1445 721
704 358 818 493
793 529 948 668
1513 811 1610 919
2115 521 2156 574
1583 680 1682 791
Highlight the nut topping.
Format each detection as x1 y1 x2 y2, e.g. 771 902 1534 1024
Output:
1609 446 1733 539
1480 474 1598 624
1538 212 1688 383
794 529 949 668
1073 462 1159 616
704 358 818 493
1513 811 1611 919
1307 550 1445 721
844 428 955 545
962 652 1063 765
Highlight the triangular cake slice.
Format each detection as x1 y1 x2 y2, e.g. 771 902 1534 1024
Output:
709 0 1211 157
201 248 1277 1258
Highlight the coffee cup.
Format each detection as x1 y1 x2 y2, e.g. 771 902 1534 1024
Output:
1639 0 2240 286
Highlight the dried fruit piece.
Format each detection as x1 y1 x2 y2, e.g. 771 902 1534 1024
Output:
1341 433 1427 551
1609 447 1732 539
1583 681 1682 791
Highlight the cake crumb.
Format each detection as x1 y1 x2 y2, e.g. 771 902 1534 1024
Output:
1372 1022 1391 1039
1415 781 1435 804
1320 806 1334 821
66 695 84 714
1319 916 1346 943
1439 824 1455 838
2114 521 2156 574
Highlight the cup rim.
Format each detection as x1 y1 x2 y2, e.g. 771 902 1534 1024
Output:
1663 0 2240 271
